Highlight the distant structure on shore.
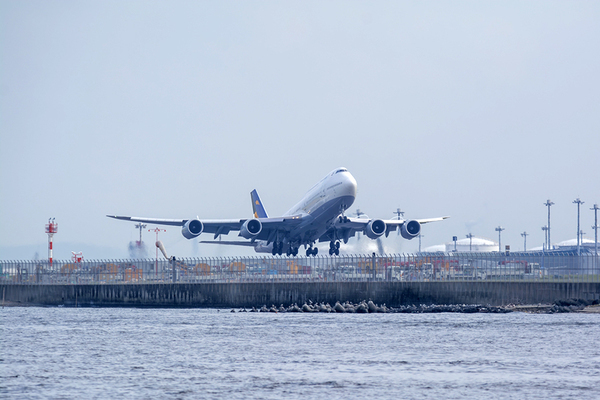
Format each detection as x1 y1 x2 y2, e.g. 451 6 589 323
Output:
423 236 497 253
423 236 596 253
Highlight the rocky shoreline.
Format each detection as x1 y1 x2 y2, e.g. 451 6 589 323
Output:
234 299 600 314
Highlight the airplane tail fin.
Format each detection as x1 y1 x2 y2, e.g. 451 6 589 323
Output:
251 189 269 218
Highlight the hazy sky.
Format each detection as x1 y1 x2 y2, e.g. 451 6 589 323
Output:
1 1 599 260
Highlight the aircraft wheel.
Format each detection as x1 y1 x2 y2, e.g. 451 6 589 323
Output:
313 248 318 256
334 248 340 256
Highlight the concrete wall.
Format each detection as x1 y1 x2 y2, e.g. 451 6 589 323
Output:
2 282 600 307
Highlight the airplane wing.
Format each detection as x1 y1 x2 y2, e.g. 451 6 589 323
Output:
106 214 303 240
318 216 450 243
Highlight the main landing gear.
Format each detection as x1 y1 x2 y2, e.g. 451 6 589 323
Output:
271 242 283 256
306 246 318 257
271 242 299 256
329 241 340 256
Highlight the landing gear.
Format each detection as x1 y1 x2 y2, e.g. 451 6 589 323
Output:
328 241 340 256
271 242 283 256
306 246 319 257
338 216 349 223
286 247 298 257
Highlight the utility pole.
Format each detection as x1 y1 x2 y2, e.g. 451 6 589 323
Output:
466 233 473 252
573 198 584 255
495 226 505 253
521 231 529 252
418 233 424 252
544 200 554 250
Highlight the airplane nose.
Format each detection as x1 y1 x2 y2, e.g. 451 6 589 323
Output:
340 172 357 198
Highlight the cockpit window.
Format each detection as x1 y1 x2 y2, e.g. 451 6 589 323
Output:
334 168 347 174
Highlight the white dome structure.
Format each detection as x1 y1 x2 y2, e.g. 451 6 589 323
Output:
422 244 446 253
447 237 498 252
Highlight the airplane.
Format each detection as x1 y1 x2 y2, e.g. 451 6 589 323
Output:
107 167 449 256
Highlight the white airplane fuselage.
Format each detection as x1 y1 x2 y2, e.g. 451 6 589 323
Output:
253 168 357 253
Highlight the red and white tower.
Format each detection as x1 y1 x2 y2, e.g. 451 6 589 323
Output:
45 218 58 266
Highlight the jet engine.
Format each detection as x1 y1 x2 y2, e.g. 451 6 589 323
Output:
401 220 421 240
240 219 262 239
182 219 203 239
365 219 386 239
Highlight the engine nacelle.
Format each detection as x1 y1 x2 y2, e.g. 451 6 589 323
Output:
240 219 262 239
182 219 203 239
401 220 421 240
365 219 386 239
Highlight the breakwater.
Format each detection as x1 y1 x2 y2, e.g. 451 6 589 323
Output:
3 281 600 308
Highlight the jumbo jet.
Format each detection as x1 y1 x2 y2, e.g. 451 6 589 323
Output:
107 168 448 256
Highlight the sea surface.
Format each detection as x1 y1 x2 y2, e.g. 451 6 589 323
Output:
1 307 599 399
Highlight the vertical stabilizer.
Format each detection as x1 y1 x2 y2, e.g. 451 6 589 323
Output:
250 189 269 218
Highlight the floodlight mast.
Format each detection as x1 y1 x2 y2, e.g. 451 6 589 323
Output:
393 208 405 236
592 204 599 258
542 226 548 251
134 223 147 244
466 233 473 252
521 231 529 252
573 198 584 255
495 226 505 252
544 200 554 250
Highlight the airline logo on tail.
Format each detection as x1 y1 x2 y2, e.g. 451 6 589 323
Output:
251 189 269 218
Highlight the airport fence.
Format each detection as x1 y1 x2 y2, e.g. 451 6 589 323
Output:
1 252 599 285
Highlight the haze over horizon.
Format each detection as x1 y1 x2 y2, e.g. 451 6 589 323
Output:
1 1 599 261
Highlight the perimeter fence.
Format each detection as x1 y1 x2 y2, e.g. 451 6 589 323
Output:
1 252 598 285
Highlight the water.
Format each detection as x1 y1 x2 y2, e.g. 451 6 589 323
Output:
1 308 599 399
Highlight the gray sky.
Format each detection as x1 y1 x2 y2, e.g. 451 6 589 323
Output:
1 1 599 260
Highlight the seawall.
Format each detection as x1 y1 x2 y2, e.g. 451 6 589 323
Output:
3 281 600 308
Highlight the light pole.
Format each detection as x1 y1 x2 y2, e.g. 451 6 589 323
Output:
495 226 505 253
591 204 599 258
418 233 424 252
542 226 548 251
466 233 473 252
544 200 554 250
573 198 584 255
393 208 405 236
134 223 147 245
521 231 529 252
